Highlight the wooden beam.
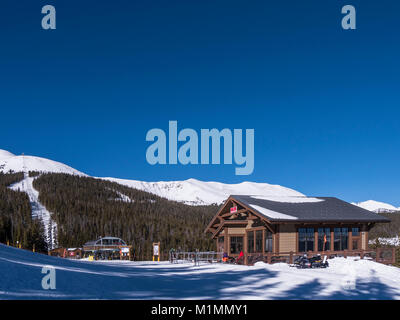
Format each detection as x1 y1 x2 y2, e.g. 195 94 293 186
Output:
211 224 224 239
247 214 258 220
221 209 247 218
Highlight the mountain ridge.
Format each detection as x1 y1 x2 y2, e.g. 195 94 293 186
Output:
1 148 397 211
352 200 400 213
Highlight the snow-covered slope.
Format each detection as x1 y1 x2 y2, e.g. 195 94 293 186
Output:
352 200 400 213
0 149 85 176
1 244 400 299
9 174 58 249
101 177 305 205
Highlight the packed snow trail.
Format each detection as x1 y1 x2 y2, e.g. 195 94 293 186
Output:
9 174 57 249
1 244 400 300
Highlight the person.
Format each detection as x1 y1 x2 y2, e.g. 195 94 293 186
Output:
236 250 244 264
222 252 228 263
169 248 175 263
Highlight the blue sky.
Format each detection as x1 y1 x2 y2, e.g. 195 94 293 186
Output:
0 1 399 205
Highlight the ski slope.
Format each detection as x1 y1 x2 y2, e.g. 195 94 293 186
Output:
1 244 399 300
9 174 57 249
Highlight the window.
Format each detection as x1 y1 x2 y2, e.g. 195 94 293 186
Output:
318 228 331 251
352 240 358 250
218 236 224 244
247 232 254 253
255 230 263 252
298 228 315 252
352 227 360 236
265 230 273 253
341 228 348 250
230 236 243 254
334 228 348 251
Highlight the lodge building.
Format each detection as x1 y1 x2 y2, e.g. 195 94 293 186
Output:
205 195 390 264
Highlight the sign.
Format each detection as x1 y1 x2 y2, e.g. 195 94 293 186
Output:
230 206 238 213
153 242 160 261
153 244 159 256
121 247 130 253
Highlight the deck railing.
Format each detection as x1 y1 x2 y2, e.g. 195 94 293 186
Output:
169 251 224 266
168 248 396 266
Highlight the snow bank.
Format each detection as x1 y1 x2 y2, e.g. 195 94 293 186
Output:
369 236 400 247
1 244 399 300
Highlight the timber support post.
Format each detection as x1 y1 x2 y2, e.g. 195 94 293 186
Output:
267 252 271 264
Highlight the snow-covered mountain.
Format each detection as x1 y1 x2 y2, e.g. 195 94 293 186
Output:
0 149 305 206
352 200 400 213
101 177 305 205
1 148 398 210
0 149 85 176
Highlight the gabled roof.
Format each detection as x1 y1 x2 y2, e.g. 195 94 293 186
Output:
231 195 391 223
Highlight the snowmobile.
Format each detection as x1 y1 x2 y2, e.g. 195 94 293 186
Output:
309 254 329 268
293 254 329 269
293 255 312 268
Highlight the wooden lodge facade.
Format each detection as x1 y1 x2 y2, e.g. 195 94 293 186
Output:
205 195 391 265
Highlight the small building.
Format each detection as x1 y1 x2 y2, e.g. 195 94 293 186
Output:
83 236 132 260
205 195 391 264
65 248 83 259
48 247 65 257
48 247 82 259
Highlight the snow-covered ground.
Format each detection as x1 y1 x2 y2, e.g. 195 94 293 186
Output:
1 244 399 300
9 174 57 249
